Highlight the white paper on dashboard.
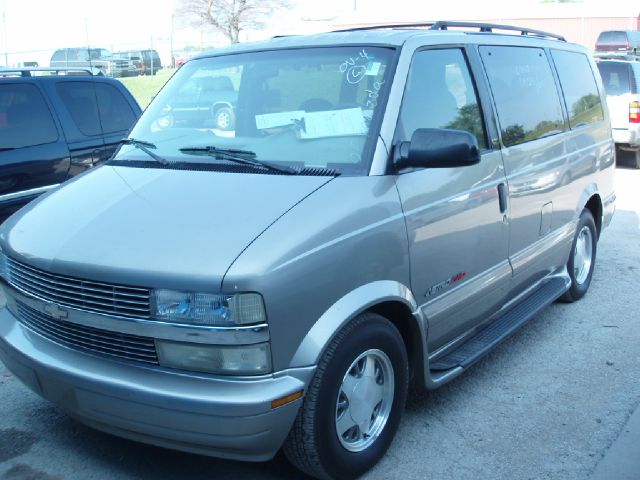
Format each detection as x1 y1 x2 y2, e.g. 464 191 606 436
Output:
255 111 305 130
299 108 367 139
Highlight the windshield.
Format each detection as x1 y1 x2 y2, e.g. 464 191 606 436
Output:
119 46 395 175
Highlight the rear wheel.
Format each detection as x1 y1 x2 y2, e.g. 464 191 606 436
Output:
633 149 640 169
561 209 597 302
283 313 408 480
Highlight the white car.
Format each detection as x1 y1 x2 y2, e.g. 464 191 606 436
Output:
597 59 640 168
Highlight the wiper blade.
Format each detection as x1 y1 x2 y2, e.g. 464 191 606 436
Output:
0 147 16 152
179 145 298 175
120 138 169 166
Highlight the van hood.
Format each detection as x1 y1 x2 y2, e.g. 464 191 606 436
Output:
0 165 333 291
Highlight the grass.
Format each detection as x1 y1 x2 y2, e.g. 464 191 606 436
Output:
118 68 175 108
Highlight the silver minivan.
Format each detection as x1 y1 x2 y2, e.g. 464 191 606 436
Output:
0 22 616 479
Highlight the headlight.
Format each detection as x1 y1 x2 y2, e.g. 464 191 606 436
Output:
155 340 271 375
151 290 266 326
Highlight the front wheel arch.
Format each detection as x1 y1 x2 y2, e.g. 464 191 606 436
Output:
283 312 409 479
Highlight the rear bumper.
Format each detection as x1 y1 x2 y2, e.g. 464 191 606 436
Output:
0 305 313 461
612 128 640 149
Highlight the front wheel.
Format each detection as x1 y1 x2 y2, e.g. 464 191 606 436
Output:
283 313 408 480
213 106 235 131
561 209 597 302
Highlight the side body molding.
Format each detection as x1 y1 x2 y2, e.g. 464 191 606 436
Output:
289 280 424 368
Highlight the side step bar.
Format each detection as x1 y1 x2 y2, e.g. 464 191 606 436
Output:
429 277 568 372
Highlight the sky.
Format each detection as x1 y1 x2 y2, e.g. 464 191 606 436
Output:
1 0 638 66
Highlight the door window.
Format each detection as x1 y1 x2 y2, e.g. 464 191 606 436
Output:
56 82 102 136
397 48 487 149
0 83 58 149
480 46 565 147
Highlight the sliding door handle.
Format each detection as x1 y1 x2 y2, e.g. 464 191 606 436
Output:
497 183 508 214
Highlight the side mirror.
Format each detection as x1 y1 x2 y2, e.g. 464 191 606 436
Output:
394 128 480 169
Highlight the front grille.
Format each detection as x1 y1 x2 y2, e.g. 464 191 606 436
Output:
15 300 158 365
7 258 151 319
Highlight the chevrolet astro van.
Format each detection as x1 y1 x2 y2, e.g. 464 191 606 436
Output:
0 22 615 479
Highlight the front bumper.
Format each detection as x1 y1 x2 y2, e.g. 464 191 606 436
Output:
0 304 313 461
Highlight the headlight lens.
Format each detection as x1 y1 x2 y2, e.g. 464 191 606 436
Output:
155 340 271 375
151 290 266 326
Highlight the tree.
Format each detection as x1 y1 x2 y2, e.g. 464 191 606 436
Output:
175 0 289 44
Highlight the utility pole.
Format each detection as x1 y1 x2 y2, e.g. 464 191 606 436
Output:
170 13 174 68
2 3 8 67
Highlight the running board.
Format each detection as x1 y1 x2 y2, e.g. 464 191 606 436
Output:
429 277 568 372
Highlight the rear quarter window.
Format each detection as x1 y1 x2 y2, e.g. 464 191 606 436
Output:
551 50 604 128
480 46 565 147
94 83 136 133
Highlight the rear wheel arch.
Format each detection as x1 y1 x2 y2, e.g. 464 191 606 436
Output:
584 193 603 238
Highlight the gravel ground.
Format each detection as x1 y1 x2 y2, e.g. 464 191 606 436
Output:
1 166 639 480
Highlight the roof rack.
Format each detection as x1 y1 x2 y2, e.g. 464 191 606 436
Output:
0 67 100 77
332 21 566 42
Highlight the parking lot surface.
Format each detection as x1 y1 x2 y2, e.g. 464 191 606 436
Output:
1 166 639 480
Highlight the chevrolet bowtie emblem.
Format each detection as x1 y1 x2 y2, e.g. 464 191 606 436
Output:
43 302 69 320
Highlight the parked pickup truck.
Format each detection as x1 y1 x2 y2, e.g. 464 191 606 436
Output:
0 68 141 219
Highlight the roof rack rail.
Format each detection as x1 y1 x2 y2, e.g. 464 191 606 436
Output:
332 22 437 33
429 21 566 41
332 20 566 42
0 67 100 77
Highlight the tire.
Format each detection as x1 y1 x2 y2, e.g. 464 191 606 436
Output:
633 149 640 169
561 209 597 302
213 106 235 131
283 313 408 480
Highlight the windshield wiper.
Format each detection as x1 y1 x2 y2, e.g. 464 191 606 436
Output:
178 146 298 175
120 138 169 166
0 147 16 152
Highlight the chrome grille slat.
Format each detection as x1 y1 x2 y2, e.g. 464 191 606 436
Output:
15 301 159 365
10 276 150 312
17 306 156 351
9 274 150 308
9 260 149 297
6 258 151 319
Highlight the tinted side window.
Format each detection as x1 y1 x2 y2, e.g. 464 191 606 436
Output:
56 82 102 136
597 62 633 96
397 48 487 149
0 83 58 149
94 83 136 134
480 46 565 147
551 50 603 128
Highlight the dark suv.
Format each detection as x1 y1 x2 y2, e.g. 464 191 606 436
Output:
0 68 142 219
123 49 162 75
